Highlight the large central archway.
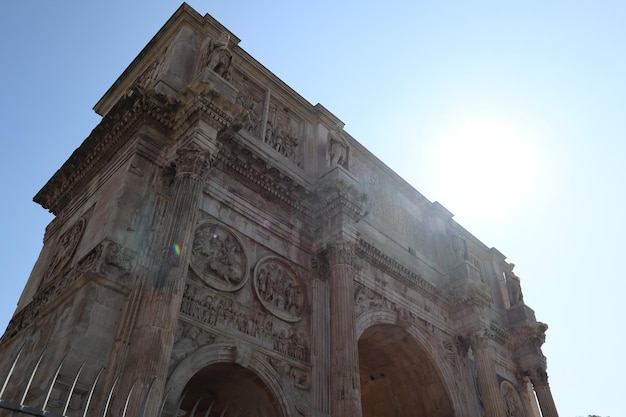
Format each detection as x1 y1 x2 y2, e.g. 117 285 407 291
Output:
178 363 282 417
358 324 455 417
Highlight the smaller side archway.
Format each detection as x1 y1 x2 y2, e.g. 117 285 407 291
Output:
165 343 292 417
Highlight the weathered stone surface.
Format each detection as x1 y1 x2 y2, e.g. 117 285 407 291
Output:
0 4 558 417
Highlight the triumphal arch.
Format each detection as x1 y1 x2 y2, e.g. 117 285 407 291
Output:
0 4 559 417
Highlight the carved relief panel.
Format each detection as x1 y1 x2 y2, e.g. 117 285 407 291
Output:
190 222 249 292
231 69 265 138
265 100 303 167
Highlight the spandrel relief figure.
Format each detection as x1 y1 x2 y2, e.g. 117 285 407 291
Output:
205 32 233 80
190 222 248 291
327 124 349 169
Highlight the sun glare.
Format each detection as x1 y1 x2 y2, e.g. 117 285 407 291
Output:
429 118 540 219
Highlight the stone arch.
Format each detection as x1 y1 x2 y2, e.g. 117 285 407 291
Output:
165 343 293 417
356 310 464 416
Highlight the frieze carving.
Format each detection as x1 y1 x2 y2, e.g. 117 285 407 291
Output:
181 282 310 362
254 257 305 322
190 222 248 291
44 218 86 284
170 321 217 367
500 381 524 417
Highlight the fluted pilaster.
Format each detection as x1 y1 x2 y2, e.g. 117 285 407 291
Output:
470 329 507 417
109 146 210 417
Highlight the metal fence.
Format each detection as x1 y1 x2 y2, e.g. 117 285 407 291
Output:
0 345 278 417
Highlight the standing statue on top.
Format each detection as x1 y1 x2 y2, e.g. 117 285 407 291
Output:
327 124 349 169
205 32 233 80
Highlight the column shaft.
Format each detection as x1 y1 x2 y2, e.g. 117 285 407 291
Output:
329 243 362 417
530 372 559 417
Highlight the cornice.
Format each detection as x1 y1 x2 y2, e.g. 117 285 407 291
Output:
215 147 309 214
356 239 449 306
34 88 177 215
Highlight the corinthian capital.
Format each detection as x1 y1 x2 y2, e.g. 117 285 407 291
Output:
526 365 550 388
174 147 211 182
327 241 355 267
468 325 494 350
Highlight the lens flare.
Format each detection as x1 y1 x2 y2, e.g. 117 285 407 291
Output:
172 243 181 257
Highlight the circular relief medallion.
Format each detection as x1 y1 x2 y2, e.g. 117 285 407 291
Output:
190 222 248 292
253 256 305 322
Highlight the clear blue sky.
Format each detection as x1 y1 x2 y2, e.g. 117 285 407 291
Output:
2 2 624 416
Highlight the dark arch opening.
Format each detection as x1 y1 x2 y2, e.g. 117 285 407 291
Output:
178 363 282 417
359 324 455 417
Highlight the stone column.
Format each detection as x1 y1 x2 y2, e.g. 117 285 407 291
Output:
528 367 559 417
328 240 362 417
470 330 507 417
111 146 210 417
